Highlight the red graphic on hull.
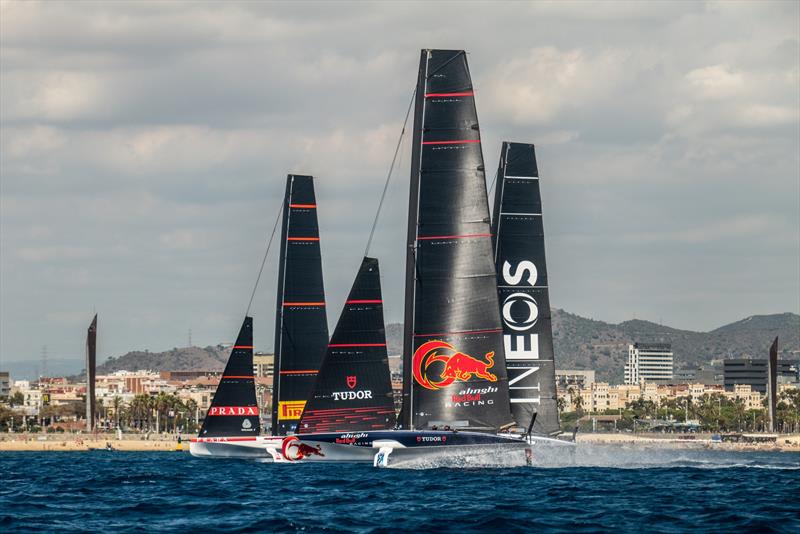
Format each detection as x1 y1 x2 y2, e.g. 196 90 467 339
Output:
281 436 325 461
412 340 497 390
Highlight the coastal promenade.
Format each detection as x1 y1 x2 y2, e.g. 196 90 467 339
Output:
0 433 188 452
577 432 800 452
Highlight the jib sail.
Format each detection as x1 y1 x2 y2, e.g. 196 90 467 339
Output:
199 316 260 438
298 257 396 433
491 142 560 435
272 174 330 435
401 49 515 432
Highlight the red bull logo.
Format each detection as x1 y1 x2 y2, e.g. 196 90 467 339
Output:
413 340 497 390
281 436 325 461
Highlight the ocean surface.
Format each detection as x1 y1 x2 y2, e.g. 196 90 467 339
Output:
1 447 798 533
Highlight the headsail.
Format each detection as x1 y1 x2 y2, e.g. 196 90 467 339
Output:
198 317 259 438
86 314 97 432
298 257 396 433
491 142 560 435
272 174 329 435
401 49 515 432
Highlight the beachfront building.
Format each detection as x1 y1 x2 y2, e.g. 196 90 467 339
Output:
555 369 595 389
723 358 798 394
253 353 274 378
0 371 10 399
624 342 674 384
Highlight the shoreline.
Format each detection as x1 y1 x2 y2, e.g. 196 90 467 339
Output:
576 432 800 452
1 432 798 452
0 435 188 452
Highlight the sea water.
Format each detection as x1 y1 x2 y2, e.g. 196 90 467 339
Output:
1 449 798 532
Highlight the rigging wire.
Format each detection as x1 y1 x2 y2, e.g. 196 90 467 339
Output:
364 86 417 257
245 201 284 316
487 167 499 202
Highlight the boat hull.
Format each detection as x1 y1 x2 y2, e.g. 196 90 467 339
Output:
189 436 284 459
283 430 570 467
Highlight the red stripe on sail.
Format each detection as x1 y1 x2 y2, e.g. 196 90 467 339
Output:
421 139 480 145
287 237 320 241
279 370 318 375
289 204 317 208
414 328 502 337
222 375 254 379
345 299 382 304
283 302 325 306
425 92 474 97
328 343 387 348
233 345 253 349
417 233 491 241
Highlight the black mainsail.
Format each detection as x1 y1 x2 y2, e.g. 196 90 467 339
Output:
401 49 515 432
272 175 330 435
491 142 560 435
298 257 396 433
86 314 97 432
199 317 259 438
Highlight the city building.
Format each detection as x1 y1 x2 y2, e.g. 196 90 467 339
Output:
0 371 10 399
253 353 274 378
624 342 674 384
723 358 798 394
555 369 595 389
674 366 723 385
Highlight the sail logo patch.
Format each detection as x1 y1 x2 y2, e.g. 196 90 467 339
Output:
346 375 357 389
207 406 259 416
278 400 306 420
413 340 497 390
501 260 542 402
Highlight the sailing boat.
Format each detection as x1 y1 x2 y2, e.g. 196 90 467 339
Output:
189 317 269 457
272 174 330 436
281 257 397 462
290 50 550 467
491 142 561 437
191 174 329 459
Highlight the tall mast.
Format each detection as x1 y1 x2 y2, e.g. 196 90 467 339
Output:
400 50 429 430
271 175 329 435
401 49 515 432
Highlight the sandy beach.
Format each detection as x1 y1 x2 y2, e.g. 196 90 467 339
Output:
0 435 189 452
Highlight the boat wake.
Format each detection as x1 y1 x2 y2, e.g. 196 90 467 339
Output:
530 443 800 470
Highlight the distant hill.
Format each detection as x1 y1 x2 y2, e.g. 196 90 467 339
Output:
550 310 799 383
24 311 796 384
95 345 230 375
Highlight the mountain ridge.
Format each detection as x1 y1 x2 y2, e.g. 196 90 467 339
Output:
8 311 797 383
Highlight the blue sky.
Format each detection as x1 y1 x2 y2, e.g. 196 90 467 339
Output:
1 1 798 369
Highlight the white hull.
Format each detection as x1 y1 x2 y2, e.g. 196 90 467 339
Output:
189 436 284 460
283 430 574 467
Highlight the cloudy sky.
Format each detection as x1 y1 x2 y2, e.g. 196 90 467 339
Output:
1 0 798 369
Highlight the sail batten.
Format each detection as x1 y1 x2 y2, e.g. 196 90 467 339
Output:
298 257 396 434
491 141 560 435
272 175 329 435
198 317 259 438
401 49 515 432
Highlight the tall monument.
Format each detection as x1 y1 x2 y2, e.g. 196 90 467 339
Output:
86 314 97 432
767 336 778 433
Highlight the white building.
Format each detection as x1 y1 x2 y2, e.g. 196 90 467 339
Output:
624 342 674 384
